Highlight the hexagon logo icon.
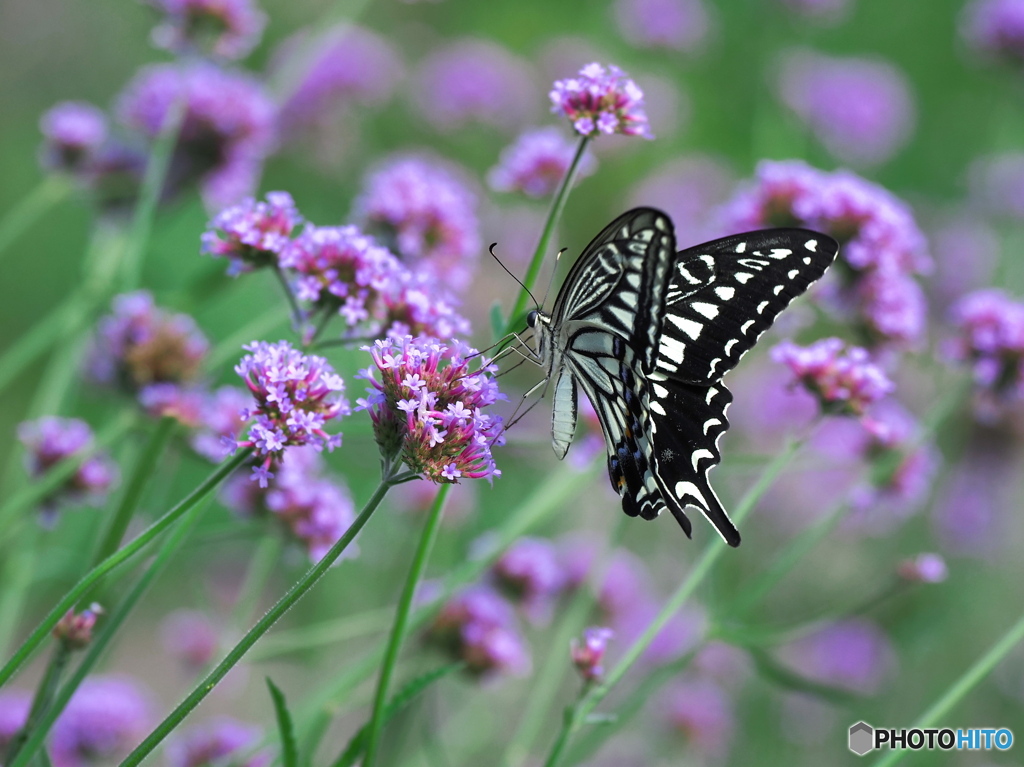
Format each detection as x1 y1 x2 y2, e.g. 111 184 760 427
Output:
849 721 874 756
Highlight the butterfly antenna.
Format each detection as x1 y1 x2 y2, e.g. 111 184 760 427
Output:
490 243 541 311
539 247 568 310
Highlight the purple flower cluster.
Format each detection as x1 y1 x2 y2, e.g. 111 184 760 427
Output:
412 39 537 133
160 609 220 671
487 127 598 198
571 627 614 682
138 383 205 427
777 618 895 694
202 191 302 275
491 537 566 623
771 338 894 416
664 678 735 759
947 289 1024 410
0 690 31 755
53 604 102 649
88 291 210 394
426 586 531 677
116 62 275 209
720 160 930 345
166 718 266 767
234 340 348 486
355 154 480 291
49 676 153 767
961 0 1024 67
777 50 915 167
18 417 118 526
358 335 504 483
221 446 357 562
149 0 266 60
39 102 108 174
276 25 403 133
613 0 713 53
190 386 252 461
549 62 653 139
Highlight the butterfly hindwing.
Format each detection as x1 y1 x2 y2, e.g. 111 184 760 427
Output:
653 229 838 383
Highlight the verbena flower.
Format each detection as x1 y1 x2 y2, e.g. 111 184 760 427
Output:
777 49 915 167
354 154 480 291
487 126 597 198
116 62 275 209
53 604 103 649
613 0 712 53
275 24 402 136
898 553 949 583
427 586 530 678
550 62 653 139
491 537 566 623
357 335 504 483
771 338 894 416
88 291 209 393
412 39 537 133
166 718 267 767
160 609 220 671
50 676 153 767
202 191 302 275
138 383 205 427
961 0 1024 67
18 417 118 526
663 678 735 759
81 143 148 213
571 627 614 682
191 386 251 462
149 0 266 60
776 619 894 694
947 289 1024 409
234 341 348 486
39 101 108 174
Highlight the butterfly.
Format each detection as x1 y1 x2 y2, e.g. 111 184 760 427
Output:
526 208 838 547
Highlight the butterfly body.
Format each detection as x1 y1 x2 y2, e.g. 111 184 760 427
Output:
527 208 838 547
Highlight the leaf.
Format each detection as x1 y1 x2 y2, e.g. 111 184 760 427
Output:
266 677 299 767
331 662 464 767
490 302 506 340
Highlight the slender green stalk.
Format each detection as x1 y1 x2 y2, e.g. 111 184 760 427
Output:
0 295 88 397
871 610 1024 767
119 96 185 291
363 483 449 767
230 535 283 632
0 176 72 263
91 417 177 568
248 608 392 661
0 449 250 690
273 265 305 335
9 497 213 767
119 470 414 767
542 437 804 767
2 643 71 765
506 136 591 331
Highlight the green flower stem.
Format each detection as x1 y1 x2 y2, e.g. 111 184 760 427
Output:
90 416 177 568
362 483 449 767
871 610 1024 767
230 535 284 632
542 437 805 767
9 497 213 767
272 265 305 335
119 469 414 767
0 449 250 690
0 175 72 263
2 642 71 766
119 96 186 291
506 136 591 332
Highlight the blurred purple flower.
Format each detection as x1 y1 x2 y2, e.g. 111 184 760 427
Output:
776 0 853 24
614 600 706 666
390 479 476 524
0 690 31 756
160 609 220 671
693 641 752 690
191 386 251 462
166 718 267 767
39 101 108 174
777 618 895 694
931 450 1008 557
550 62 653 139
627 155 734 247
928 215 999 306
412 39 536 133
727 358 819 452
276 25 403 134
357 335 504 483
18 417 118 526
571 627 614 682
970 152 1024 218
149 0 266 60
116 62 275 209
488 127 597 198
234 341 347 486
355 154 480 291
202 191 302 276
81 143 148 214
947 289 1024 409
138 383 205 427
771 337 894 416
50 676 153 767
778 49 915 167
613 0 713 53
961 0 1024 67
491 536 566 623
663 678 735 759
87 291 209 393
898 552 949 583
427 586 530 678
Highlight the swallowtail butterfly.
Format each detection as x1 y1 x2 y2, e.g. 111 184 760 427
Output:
526 208 838 547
